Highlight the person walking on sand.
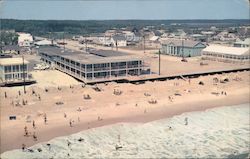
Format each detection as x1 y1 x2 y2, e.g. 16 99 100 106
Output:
24 126 28 136
64 113 67 118
32 120 36 129
69 119 73 127
4 92 7 98
22 144 26 151
33 132 37 141
44 114 47 125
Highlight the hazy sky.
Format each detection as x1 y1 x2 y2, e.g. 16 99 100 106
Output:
0 0 249 20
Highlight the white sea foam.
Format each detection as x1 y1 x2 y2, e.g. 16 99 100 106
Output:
1 104 249 159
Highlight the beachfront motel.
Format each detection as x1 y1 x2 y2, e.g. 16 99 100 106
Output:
39 46 150 83
0 58 29 83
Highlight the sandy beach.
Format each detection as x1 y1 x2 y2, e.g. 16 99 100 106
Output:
1 104 249 158
0 70 249 153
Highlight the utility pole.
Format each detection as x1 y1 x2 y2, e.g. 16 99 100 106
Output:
143 35 145 54
182 39 184 60
158 49 161 76
85 36 87 52
63 32 65 52
116 40 118 51
22 55 26 94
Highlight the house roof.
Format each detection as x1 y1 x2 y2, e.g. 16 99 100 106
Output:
0 57 29 65
39 46 143 64
150 36 160 41
35 39 52 46
234 38 250 45
162 39 206 48
2 45 20 51
202 45 249 56
112 35 126 41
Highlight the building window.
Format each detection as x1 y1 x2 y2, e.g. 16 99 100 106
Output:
20 65 27 71
5 74 12 80
20 73 27 78
87 73 92 79
12 65 20 72
4 66 12 73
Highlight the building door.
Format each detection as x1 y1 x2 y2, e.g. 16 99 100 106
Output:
14 74 19 80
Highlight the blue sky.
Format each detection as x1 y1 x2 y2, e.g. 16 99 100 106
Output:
0 0 249 20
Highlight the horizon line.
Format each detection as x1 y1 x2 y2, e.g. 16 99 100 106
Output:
1 18 250 21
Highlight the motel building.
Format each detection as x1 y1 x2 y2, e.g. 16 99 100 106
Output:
0 58 32 85
39 46 150 83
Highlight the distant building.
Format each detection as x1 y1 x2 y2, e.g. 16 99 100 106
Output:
0 58 30 83
1 45 20 54
202 45 249 63
122 31 141 44
161 39 207 57
111 35 127 47
18 33 33 47
234 38 250 48
191 34 207 42
97 37 112 46
34 39 52 46
149 36 160 42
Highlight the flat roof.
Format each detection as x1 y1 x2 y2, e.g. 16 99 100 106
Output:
202 45 249 56
0 57 29 65
39 46 143 64
89 49 129 57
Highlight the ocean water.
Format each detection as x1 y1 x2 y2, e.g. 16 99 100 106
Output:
1 104 249 159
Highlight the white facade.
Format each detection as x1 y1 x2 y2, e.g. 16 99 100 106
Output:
111 38 127 47
98 37 112 46
0 58 29 82
201 45 250 63
18 33 33 47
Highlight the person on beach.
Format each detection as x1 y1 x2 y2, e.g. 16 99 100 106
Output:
64 113 67 118
32 89 35 95
4 92 7 98
78 137 84 142
38 95 41 101
33 132 37 141
32 120 36 129
46 143 51 151
22 144 26 151
18 90 21 96
67 140 71 147
69 120 73 127
77 107 82 112
24 126 28 136
185 117 188 125
44 114 47 124
22 99 26 106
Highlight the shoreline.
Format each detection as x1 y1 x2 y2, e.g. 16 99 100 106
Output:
1 92 249 153
1 71 249 154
